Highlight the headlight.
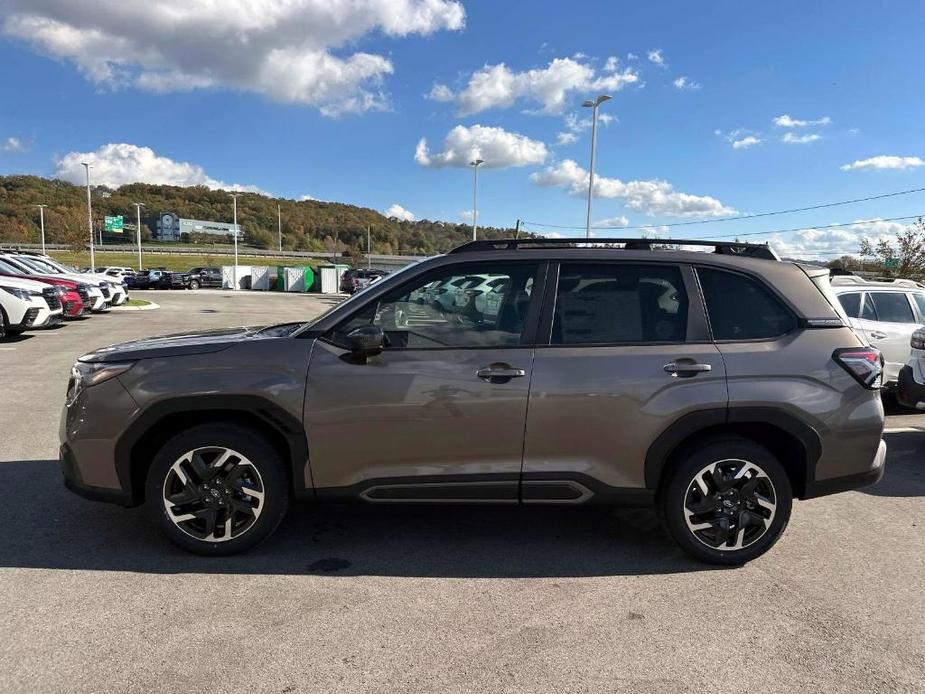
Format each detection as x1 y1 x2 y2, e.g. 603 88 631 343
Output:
912 329 925 350
65 361 135 407
1 285 34 301
54 285 67 295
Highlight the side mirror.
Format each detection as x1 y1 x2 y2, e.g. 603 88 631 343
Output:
346 325 384 358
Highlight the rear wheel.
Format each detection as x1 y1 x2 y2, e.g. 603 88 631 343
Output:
145 424 289 555
658 438 792 565
0 308 6 340
189 279 200 290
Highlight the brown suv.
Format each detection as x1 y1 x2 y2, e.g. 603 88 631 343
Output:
60 238 887 564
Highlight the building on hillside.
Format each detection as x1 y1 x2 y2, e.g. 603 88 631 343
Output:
155 212 243 242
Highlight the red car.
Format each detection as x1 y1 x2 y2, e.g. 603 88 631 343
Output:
0 257 89 318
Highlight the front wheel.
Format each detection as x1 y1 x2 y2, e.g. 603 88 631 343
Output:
0 308 6 340
658 438 792 565
145 424 289 555
189 279 200 290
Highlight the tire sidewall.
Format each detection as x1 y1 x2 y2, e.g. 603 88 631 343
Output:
145 423 289 555
660 438 793 566
189 280 199 290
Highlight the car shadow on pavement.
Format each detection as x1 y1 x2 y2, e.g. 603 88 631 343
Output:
860 431 925 498
0 460 709 578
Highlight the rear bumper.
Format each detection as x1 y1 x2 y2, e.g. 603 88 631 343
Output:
897 365 925 410
803 438 887 498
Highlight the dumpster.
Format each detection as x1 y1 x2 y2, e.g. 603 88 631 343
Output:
251 266 271 290
318 263 349 294
222 265 252 290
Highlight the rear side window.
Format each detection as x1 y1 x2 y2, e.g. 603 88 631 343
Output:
913 294 925 318
698 268 796 340
552 263 688 344
868 292 916 323
838 292 862 318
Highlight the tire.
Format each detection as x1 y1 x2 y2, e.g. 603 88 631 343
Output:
658 437 792 566
0 307 6 341
145 423 290 555
189 279 200 290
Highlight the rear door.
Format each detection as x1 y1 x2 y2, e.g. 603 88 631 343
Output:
857 291 922 384
522 262 727 499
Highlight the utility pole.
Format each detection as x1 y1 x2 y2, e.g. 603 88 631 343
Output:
36 205 47 254
277 203 282 252
230 193 241 290
582 94 611 239
469 158 484 241
367 224 371 269
134 202 145 270
82 162 94 270
514 219 521 239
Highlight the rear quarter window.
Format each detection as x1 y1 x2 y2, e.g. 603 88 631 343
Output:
698 268 797 341
837 292 862 318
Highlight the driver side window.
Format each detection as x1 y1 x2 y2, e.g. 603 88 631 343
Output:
331 262 539 349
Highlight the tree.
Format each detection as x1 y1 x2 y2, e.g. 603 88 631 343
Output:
860 217 925 277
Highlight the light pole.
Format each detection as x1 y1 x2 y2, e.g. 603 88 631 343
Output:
82 162 94 270
367 224 371 269
230 193 241 290
582 94 611 239
469 158 484 241
35 204 47 254
134 202 145 270
277 203 282 252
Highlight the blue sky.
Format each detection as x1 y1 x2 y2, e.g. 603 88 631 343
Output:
0 0 923 258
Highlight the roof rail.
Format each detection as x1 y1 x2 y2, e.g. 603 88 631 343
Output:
448 237 780 261
830 275 925 289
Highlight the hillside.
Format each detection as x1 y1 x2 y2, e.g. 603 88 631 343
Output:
0 175 528 256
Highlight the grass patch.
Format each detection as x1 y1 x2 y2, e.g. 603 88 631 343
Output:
124 298 153 307
49 250 320 272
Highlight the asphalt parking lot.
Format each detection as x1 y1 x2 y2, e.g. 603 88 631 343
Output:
1 289 923 693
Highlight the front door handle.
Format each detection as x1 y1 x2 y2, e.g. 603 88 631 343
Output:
477 363 526 383
869 330 887 340
664 361 712 376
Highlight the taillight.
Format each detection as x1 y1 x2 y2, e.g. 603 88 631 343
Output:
911 329 925 350
833 347 883 389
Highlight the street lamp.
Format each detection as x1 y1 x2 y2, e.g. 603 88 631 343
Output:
582 94 611 239
133 202 145 271
230 193 241 290
469 158 485 241
81 162 94 270
35 204 47 254
277 203 282 253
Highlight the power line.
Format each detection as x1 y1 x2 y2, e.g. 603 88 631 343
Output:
522 186 925 231
683 213 923 240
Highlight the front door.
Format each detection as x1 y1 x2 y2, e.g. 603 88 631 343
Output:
522 262 728 500
304 260 544 502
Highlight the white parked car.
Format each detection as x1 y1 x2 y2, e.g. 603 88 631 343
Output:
0 275 64 338
898 328 925 410
102 266 136 280
0 253 122 309
831 276 925 388
26 254 129 306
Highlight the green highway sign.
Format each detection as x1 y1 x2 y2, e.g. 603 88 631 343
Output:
884 258 898 269
104 215 124 232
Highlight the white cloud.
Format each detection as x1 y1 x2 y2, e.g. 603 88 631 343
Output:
415 124 548 169
768 219 910 260
384 203 416 221
594 215 629 228
1 0 464 116
840 155 924 172
458 210 474 222
556 132 578 145
773 114 832 128
2 136 28 152
530 159 736 217
673 76 700 90
626 53 639 61
427 83 455 102
53 143 265 193
647 49 666 68
435 56 639 115
732 135 762 149
781 132 821 144
299 194 316 201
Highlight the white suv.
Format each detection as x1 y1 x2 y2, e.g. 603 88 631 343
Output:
21 254 129 306
831 276 925 387
0 275 64 338
0 253 117 310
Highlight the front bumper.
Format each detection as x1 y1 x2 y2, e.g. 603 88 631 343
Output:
803 438 887 498
59 444 132 506
897 364 925 410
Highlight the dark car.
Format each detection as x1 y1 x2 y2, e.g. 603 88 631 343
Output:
60 238 886 565
341 268 388 294
157 271 187 290
134 269 167 289
183 267 223 290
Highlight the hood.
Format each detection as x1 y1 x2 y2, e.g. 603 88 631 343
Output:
0 275 51 292
79 323 306 363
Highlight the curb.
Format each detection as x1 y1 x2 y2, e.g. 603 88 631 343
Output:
111 301 160 312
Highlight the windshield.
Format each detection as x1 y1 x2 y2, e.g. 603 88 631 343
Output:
18 256 60 274
0 258 27 275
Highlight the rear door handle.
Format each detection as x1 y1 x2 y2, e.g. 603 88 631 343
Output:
664 362 712 375
869 330 887 340
477 363 526 382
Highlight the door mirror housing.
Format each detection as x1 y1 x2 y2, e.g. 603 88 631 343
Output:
346 325 384 357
